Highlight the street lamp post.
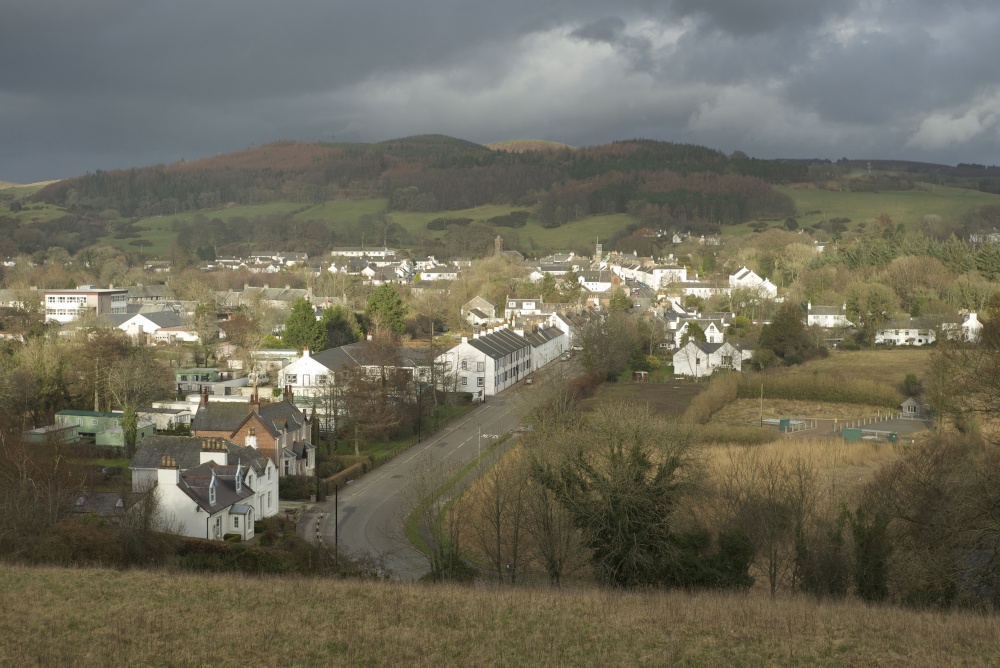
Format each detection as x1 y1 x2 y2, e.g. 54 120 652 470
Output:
417 382 424 442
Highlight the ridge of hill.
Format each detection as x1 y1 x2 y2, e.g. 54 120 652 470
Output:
486 139 575 152
3 563 997 666
6 133 1000 260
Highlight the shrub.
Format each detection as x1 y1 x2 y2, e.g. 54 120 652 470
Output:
279 475 314 501
683 373 739 425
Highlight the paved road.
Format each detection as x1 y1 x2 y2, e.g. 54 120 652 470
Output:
298 358 574 579
299 388 530 579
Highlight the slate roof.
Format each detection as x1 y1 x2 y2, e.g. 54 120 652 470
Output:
291 441 316 460
309 341 432 374
126 285 174 300
192 401 251 433
179 463 254 513
809 305 847 316
130 435 270 475
71 491 146 516
133 311 187 329
467 328 531 360
522 326 564 348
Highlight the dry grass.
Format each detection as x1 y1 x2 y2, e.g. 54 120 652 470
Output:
1 564 997 667
715 398 903 423
794 348 933 381
703 438 905 507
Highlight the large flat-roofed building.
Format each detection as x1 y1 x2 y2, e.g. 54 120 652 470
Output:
44 285 127 324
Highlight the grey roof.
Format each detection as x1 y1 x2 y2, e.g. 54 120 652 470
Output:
809 305 847 316
523 326 564 348
72 491 146 516
257 401 307 438
467 328 531 360
577 270 615 282
179 463 254 513
134 311 187 329
192 402 251 433
126 285 174 300
231 503 252 515
291 441 316 459
131 435 270 477
309 341 432 374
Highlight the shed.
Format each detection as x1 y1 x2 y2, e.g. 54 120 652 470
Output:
842 428 863 442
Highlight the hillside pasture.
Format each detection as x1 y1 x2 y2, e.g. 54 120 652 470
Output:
780 183 1000 231
3 565 998 667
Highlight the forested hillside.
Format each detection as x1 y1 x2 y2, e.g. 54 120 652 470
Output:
34 135 803 226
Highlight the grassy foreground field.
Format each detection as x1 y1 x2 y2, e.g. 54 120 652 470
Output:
2 564 997 667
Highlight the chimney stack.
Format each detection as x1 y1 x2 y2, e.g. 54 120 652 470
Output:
284 384 293 403
199 386 209 408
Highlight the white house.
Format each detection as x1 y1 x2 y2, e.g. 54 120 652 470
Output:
504 297 547 321
673 319 725 348
419 267 460 282
679 280 730 299
522 326 568 371
113 312 203 344
436 325 532 398
130 435 279 540
806 302 852 328
278 343 432 401
461 296 500 328
729 267 777 298
948 312 983 342
672 341 742 378
577 271 616 293
875 319 937 346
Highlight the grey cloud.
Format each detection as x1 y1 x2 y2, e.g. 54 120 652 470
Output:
3 0 1000 181
672 0 855 36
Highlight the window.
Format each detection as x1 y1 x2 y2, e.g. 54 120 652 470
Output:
268 492 272 508
477 377 484 387
234 517 239 528
286 374 298 384
460 360 467 370
476 362 484 372
267 467 271 481
461 376 468 386
317 374 327 385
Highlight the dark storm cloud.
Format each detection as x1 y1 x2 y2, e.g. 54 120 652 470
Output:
3 0 1000 182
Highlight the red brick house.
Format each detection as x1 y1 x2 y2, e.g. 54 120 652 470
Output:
191 387 315 477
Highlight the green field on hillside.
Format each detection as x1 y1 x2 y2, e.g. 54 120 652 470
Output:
122 200 632 257
781 184 1000 229
48 179 1000 257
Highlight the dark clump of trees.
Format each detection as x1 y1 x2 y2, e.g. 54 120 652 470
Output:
527 403 755 591
755 302 827 367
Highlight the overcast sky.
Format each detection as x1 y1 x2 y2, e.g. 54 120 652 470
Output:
4 0 1000 183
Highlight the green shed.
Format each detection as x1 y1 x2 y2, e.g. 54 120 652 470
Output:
842 428 863 442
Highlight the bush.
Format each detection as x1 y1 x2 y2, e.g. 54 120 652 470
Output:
683 373 739 424
224 533 241 543
279 475 314 501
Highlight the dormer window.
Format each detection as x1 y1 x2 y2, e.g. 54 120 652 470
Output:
209 470 217 505
235 461 243 493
